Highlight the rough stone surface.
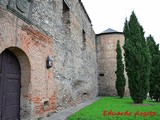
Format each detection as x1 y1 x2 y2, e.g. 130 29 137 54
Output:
0 0 98 119
31 0 98 110
96 33 129 96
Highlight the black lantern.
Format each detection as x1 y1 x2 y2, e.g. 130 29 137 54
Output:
46 55 53 69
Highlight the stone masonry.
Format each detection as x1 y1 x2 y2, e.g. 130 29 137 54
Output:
0 0 128 120
0 0 98 119
96 29 129 96
31 0 98 111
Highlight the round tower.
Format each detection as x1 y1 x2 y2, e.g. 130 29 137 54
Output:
96 28 129 96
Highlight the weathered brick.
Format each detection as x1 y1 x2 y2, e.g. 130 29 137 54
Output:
0 5 55 119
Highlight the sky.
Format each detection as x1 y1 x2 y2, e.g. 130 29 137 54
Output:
81 0 160 44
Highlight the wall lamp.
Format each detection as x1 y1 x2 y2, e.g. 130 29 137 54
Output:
46 55 53 69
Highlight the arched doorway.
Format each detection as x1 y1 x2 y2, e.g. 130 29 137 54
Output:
0 49 21 120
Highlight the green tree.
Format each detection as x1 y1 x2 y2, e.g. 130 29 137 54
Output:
147 35 160 102
123 11 151 103
115 40 126 98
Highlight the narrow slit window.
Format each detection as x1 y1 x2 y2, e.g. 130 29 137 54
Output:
63 0 70 32
99 73 104 76
82 30 86 50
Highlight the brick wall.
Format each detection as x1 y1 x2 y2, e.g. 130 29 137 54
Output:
0 6 55 119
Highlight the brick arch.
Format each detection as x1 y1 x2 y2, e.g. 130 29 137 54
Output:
6 47 32 119
0 8 55 118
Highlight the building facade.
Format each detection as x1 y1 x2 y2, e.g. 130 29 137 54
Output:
0 0 128 120
0 0 98 119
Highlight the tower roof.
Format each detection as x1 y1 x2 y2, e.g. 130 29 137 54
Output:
101 28 118 33
96 28 123 36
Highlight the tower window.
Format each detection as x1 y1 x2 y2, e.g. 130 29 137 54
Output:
82 30 86 50
99 73 104 76
63 0 70 33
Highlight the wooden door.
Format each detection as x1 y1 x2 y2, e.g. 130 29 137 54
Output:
0 50 21 120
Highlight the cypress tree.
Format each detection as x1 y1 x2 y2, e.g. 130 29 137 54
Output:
115 40 126 98
147 35 160 102
123 11 151 103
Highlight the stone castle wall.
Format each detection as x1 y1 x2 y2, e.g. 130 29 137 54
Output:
31 0 98 110
0 0 98 119
0 0 130 119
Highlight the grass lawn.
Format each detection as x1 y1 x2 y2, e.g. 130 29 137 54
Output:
67 97 160 120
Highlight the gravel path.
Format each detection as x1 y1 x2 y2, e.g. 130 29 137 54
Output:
42 97 100 120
